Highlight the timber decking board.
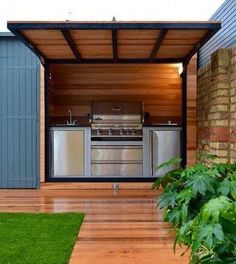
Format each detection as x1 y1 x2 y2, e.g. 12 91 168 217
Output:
0 189 189 263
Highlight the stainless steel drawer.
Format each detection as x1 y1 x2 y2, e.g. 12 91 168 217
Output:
91 163 143 176
91 146 142 161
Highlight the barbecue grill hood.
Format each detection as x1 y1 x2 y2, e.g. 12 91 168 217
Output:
91 101 143 123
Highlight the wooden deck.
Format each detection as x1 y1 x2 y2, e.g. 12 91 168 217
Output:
0 186 189 264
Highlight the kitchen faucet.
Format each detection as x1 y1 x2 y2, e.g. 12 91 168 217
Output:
67 108 77 125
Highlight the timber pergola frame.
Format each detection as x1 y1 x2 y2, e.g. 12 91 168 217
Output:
7 21 221 181
7 21 221 67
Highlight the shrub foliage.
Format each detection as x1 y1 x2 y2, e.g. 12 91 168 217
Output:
152 155 236 263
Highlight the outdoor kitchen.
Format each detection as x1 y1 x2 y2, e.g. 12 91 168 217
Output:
50 99 181 179
3 1 235 262
6 21 221 182
48 63 182 180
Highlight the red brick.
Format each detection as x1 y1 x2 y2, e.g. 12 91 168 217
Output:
230 128 236 143
198 127 210 139
210 127 229 142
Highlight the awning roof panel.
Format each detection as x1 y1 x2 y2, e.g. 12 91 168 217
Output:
7 21 221 64
78 45 113 59
119 45 153 59
156 46 193 59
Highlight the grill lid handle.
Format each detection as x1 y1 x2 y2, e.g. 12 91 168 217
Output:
112 105 121 112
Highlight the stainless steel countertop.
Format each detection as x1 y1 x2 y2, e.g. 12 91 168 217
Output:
50 126 90 130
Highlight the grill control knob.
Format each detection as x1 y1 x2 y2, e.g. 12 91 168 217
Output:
120 129 124 135
108 129 113 135
97 129 102 135
132 129 136 135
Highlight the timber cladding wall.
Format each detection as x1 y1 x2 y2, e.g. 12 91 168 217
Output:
197 47 236 163
48 64 182 124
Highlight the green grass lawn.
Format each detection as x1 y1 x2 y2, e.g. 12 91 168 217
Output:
0 212 84 264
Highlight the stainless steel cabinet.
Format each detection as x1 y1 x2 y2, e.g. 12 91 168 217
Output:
152 130 181 176
143 127 182 177
50 127 90 177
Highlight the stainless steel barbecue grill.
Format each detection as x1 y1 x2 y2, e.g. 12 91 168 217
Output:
90 101 144 177
91 101 143 140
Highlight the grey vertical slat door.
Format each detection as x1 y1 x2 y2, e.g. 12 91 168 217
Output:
0 35 40 188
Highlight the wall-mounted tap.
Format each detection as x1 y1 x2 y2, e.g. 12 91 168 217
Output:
67 107 77 125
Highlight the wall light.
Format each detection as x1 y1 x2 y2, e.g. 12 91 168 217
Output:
178 63 183 76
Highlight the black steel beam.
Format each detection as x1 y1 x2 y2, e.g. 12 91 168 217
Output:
46 58 183 64
46 177 156 182
61 29 82 61
149 29 168 61
8 21 221 30
180 64 187 168
184 27 221 65
112 29 118 62
44 64 50 182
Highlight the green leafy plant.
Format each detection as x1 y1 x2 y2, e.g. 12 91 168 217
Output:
152 153 236 263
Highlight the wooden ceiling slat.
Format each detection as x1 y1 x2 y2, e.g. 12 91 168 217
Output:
20 29 75 59
35 45 75 59
162 39 200 45
21 29 63 39
165 29 208 38
70 29 112 40
184 29 216 64
118 30 160 40
77 45 113 59
119 45 153 59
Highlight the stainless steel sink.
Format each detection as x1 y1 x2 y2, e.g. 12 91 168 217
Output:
152 123 179 126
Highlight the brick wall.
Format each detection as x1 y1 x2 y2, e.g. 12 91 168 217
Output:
197 46 236 163
229 47 236 162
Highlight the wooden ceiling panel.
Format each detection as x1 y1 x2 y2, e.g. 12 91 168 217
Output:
164 29 208 40
118 30 160 40
21 29 66 44
69 30 112 58
70 30 112 44
119 45 153 59
154 30 208 59
77 45 112 59
156 45 193 59
21 29 75 59
37 45 75 59
162 39 199 45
